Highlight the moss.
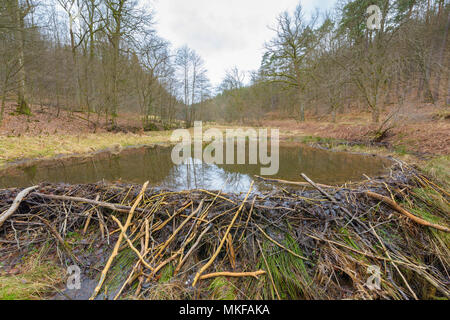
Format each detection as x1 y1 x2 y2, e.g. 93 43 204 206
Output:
208 276 236 300
158 263 174 283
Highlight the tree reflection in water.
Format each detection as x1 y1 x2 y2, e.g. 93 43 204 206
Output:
0 143 392 193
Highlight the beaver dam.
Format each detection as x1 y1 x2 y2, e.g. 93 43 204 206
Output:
0 147 449 300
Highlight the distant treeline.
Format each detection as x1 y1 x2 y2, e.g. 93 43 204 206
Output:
201 0 449 124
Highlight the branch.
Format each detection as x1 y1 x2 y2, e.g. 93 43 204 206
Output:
199 270 266 280
365 191 450 233
0 186 38 228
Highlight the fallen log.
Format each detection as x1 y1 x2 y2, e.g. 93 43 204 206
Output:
365 191 450 233
0 186 38 228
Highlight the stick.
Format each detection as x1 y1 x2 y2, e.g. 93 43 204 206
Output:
151 200 204 263
370 223 418 300
365 191 450 233
111 216 154 271
83 195 100 234
174 225 212 275
199 270 266 280
300 173 336 201
37 216 83 266
255 175 334 189
33 192 147 214
226 233 236 270
0 186 38 228
192 182 254 287
90 181 149 300
301 173 357 221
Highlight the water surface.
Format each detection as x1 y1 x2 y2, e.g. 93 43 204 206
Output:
0 143 392 193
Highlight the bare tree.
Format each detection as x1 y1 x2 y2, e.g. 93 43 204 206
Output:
176 45 207 127
261 4 320 121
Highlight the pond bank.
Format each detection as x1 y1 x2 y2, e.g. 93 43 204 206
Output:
2 128 447 190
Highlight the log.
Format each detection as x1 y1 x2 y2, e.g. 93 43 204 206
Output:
0 186 38 228
365 191 450 233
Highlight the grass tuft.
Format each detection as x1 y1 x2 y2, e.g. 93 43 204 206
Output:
0 250 64 300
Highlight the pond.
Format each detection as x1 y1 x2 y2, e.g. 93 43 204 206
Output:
0 143 392 193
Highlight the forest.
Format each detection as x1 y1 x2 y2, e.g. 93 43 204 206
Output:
0 0 448 129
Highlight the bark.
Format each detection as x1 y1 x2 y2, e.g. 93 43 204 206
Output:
299 101 305 121
434 12 449 102
0 91 6 123
14 0 30 115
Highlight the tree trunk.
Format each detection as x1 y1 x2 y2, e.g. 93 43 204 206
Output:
14 0 30 115
372 106 380 123
434 11 449 102
0 90 6 124
299 101 305 121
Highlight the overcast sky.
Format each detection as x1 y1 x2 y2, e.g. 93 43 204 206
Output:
153 0 336 88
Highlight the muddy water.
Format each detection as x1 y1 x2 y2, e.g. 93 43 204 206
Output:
0 143 392 193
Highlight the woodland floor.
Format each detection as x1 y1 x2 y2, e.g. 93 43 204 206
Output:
261 103 450 156
0 100 448 175
1 101 449 156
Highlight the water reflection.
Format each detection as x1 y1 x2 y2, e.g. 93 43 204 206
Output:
0 143 392 193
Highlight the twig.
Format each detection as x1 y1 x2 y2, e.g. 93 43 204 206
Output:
256 239 280 300
111 215 154 271
151 200 204 263
199 270 266 280
37 216 83 266
300 173 336 201
370 223 418 300
174 225 212 276
255 175 335 189
255 224 308 260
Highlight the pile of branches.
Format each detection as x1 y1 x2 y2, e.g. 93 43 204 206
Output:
0 163 449 300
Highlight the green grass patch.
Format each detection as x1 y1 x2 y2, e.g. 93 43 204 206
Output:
257 234 312 299
158 263 174 283
0 249 64 300
422 156 450 188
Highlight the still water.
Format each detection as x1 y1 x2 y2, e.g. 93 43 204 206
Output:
0 143 392 193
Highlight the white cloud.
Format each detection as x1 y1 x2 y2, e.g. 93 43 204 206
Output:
153 0 336 87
